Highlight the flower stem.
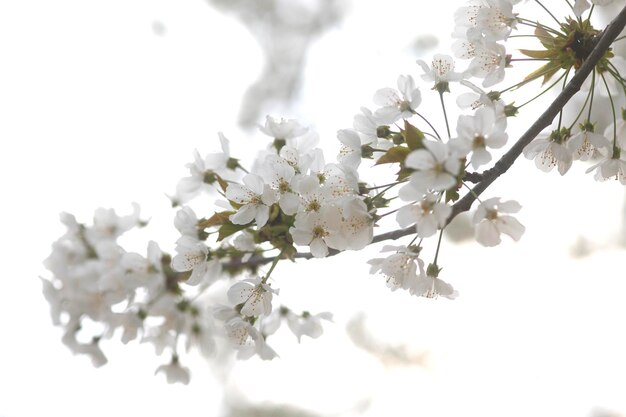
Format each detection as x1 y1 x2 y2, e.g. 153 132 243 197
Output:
534 0 561 26
600 72 618 150
439 91 451 140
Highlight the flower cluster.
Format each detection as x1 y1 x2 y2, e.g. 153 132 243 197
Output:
40 0 626 383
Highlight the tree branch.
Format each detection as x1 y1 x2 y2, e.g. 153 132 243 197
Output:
448 4 626 222
223 5 626 270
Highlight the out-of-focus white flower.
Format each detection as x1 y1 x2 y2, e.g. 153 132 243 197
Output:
259 115 308 141
373 75 422 123
174 206 199 238
287 311 333 342
155 356 191 385
353 107 390 150
586 147 626 184
574 0 615 17
412 272 458 299
454 0 517 41
396 191 452 238
368 245 426 292
223 316 278 360
173 132 234 203
473 197 525 246
337 129 363 169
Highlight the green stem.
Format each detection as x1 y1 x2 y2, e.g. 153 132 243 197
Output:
439 92 451 140
600 72 618 149
500 66 561 94
415 111 442 140
517 70 568 109
535 0 561 26
432 228 445 266
556 68 572 130
568 71 595 130
586 69 596 123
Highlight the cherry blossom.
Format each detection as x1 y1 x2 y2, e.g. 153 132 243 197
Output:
226 173 279 227
373 75 422 123
473 197 525 247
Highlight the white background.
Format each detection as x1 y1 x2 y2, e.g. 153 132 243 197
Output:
1 1 626 416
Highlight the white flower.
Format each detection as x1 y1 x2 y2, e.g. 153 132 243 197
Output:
287 311 333 342
586 147 626 184
405 140 461 191
171 236 208 282
604 116 626 150
456 80 505 113
259 115 308 141
412 273 458 299
454 0 517 42
86 203 141 242
568 124 609 161
468 41 508 87
173 132 234 203
416 54 464 90
574 0 614 17
223 316 278 360
290 206 347 257
473 197 525 246
396 191 452 238
155 356 190 385
373 75 422 123
227 277 278 317
337 197 374 250
174 206 199 238
258 155 300 215
171 235 222 287
523 133 573 175
337 129 363 169
368 245 426 292
451 106 508 169
226 173 278 227
353 107 389 149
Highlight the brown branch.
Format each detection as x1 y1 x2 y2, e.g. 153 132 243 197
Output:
448 4 626 222
223 5 626 270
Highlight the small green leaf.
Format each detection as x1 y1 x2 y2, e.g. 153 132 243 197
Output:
198 211 234 229
217 221 250 241
445 188 459 203
216 174 229 192
375 146 411 165
403 120 425 150
518 49 554 59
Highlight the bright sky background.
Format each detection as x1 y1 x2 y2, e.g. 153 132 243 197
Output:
1 1 626 417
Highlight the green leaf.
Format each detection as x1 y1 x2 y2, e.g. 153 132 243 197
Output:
518 49 554 59
445 188 460 203
523 61 561 85
216 174 229 193
217 221 250 241
198 211 234 229
535 24 555 49
402 120 425 150
375 146 411 165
